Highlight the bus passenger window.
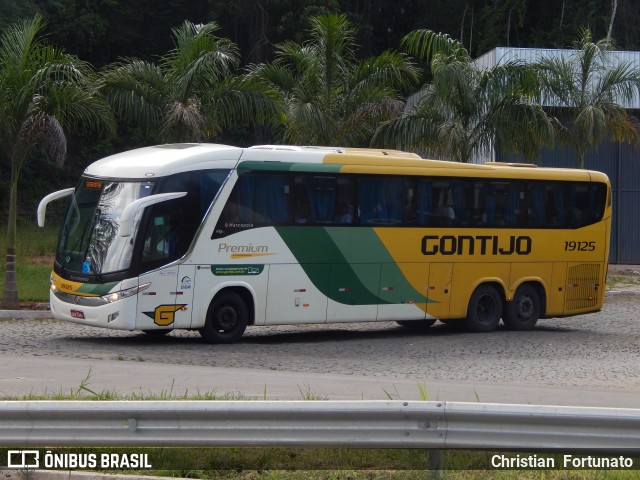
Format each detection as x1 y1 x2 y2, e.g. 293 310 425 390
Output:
472 208 486 226
334 203 353 224
292 174 354 225
359 177 409 225
215 173 290 234
294 202 311 224
431 182 455 226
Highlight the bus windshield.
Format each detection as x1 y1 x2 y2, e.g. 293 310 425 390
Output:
56 178 154 275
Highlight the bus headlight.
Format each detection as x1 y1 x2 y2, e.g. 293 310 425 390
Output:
102 283 150 303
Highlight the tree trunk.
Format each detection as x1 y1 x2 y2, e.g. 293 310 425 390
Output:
460 4 468 44
576 148 586 169
1 160 20 310
507 7 513 46
607 0 618 40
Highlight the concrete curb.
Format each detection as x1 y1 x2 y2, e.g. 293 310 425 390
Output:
0 309 53 319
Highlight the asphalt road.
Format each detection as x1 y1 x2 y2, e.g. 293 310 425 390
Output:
1 294 639 407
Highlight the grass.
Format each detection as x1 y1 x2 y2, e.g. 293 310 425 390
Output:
606 274 640 290
0 216 59 302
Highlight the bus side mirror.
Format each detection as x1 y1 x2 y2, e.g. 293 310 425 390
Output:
118 192 187 237
37 188 75 227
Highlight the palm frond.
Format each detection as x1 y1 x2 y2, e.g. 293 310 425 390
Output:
248 63 296 93
401 29 469 63
162 97 206 142
373 110 440 152
0 14 44 77
12 98 66 167
202 75 281 135
163 20 240 101
102 60 166 129
351 50 418 92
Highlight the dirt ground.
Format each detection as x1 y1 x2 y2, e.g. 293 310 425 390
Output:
608 264 640 276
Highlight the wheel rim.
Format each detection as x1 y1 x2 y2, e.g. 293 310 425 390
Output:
476 294 498 324
516 295 534 320
214 305 238 331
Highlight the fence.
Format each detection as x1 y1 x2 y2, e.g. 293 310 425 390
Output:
1 400 638 452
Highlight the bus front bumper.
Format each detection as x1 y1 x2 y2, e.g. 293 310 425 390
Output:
50 291 138 330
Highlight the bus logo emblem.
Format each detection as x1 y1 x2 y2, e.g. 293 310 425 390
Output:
143 304 187 326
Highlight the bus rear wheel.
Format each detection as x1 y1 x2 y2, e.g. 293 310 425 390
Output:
199 291 248 344
502 284 541 331
465 285 502 333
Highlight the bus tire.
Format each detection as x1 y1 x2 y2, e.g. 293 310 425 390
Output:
199 291 248 344
396 319 437 329
465 284 502 333
502 284 541 331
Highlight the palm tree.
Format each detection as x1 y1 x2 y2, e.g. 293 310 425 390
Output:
0 14 115 309
373 29 554 163
249 14 418 146
102 20 278 143
536 28 640 168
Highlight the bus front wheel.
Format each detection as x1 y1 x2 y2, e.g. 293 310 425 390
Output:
465 284 502 333
199 291 248 344
502 284 541 331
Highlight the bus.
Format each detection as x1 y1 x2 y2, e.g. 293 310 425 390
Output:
37 143 611 343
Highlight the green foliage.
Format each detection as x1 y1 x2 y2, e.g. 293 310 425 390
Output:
374 29 554 163
0 1 636 73
535 28 640 168
36 0 192 68
250 13 418 146
0 13 114 307
0 0 39 31
102 19 280 143
0 218 57 302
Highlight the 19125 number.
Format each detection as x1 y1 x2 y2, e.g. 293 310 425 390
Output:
564 241 596 251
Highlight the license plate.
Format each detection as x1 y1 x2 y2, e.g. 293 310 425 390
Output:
70 310 85 319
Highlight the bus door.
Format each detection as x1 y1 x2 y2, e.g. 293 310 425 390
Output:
426 263 453 319
137 268 187 329
136 210 192 330
378 263 429 320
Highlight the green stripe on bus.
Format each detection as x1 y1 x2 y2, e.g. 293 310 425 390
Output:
76 281 119 296
326 228 433 304
275 226 378 305
275 227 428 306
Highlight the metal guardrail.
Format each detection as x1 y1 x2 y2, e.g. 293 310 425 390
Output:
0 400 639 453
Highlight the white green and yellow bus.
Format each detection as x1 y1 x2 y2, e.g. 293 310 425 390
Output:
37 143 611 343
